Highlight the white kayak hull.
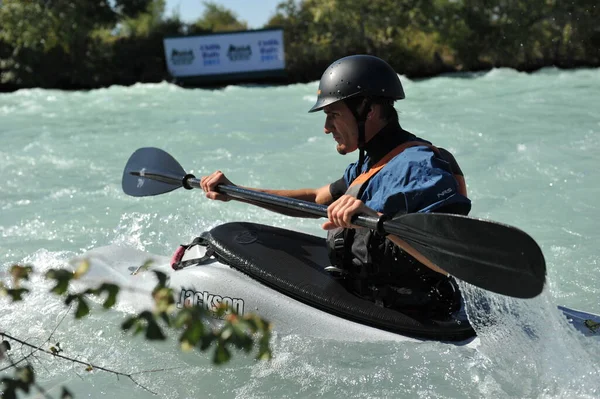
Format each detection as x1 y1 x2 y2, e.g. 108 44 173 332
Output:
77 222 600 343
80 244 450 343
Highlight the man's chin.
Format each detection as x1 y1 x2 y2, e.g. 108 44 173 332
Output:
336 144 356 155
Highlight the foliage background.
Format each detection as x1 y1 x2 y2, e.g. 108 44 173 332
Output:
0 0 598 90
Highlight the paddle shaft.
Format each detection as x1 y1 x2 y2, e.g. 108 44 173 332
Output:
130 170 187 185
180 175 386 230
130 169 457 243
129 169 450 239
129 169 382 228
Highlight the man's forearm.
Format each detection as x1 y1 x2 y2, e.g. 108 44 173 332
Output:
235 187 324 218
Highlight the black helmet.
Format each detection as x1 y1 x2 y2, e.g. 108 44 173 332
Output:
308 55 405 113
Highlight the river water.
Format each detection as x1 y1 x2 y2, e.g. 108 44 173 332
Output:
1 67 599 398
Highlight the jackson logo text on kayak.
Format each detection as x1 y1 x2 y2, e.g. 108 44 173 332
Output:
176 288 245 316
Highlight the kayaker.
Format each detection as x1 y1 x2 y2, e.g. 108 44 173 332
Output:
200 55 471 321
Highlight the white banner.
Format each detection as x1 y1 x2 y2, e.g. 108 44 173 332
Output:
163 29 285 78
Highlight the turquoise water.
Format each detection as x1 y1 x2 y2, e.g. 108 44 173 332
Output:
1 68 599 398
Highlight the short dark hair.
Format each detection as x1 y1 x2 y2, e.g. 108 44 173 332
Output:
344 96 399 123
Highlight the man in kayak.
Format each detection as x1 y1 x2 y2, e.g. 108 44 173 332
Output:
200 55 470 321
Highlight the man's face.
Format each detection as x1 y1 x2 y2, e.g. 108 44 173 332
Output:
323 101 358 155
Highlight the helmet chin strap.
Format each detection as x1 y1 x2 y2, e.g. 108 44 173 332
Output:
350 98 372 172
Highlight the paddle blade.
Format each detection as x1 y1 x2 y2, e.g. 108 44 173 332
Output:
386 213 546 298
122 147 187 197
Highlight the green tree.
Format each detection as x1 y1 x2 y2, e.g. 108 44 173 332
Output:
0 0 181 89
119 0 167 37
0 0 152 53
266 0 449 80
191 1 248 33
435 0 600 69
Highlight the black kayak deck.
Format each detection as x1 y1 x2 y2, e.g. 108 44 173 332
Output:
201 222 475 341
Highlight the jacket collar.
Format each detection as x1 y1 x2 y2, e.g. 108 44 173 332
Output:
364 122 417 165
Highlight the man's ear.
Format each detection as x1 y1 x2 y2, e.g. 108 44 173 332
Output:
366 102 377 120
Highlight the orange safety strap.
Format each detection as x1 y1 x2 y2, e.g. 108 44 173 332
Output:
349 141 468 197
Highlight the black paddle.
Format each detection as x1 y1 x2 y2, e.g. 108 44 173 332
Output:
123 147 546 299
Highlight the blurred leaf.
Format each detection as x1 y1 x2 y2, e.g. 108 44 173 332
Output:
152 287 175 314
213 342 231 365
145 318 166 341
179 321 204 348
0 365 35 398
158 311 171 327
9 265 33 286
72 260 90 279
98 283 120 309
0 340 11 360
180 340 193 352
219 325 233 341
122 316 137 331
153 271 168 287
61 387 74 399
17 364 35 384
134 324 145 335
65 294 78 306
74 297 91 319
199 333 215 351
1 340 12 352
173 309 191 328
131 259 154 275
46 269 74 295
5 288 30 302
257 329 273 361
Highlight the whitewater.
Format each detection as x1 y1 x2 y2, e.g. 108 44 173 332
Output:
1 67 599 398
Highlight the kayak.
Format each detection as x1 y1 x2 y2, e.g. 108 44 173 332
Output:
101 147 599 343
81 222 474 343
79 221 600 344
